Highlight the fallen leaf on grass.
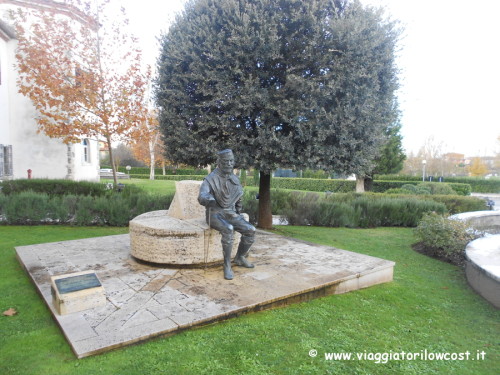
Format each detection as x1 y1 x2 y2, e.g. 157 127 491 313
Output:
3 308 18 316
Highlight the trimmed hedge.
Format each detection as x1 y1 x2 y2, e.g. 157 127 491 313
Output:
130 174 206 181
0 191 173 226
247 177 471 196
281 192 447 228
370 181 471 196
0 179 108 197
103 166 208 176
253 177 357 192
240 189 486 226
378 175 500 193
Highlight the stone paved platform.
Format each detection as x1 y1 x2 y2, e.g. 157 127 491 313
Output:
16 231 395 358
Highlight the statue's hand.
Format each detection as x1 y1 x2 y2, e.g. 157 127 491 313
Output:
207 199 218 208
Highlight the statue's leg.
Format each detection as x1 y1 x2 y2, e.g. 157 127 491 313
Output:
209 213 235 280
232 217 256 268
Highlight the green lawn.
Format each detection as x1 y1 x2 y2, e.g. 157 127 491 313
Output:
1 225 498 375
102 178 177 195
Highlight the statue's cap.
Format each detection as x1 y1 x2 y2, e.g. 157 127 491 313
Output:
217 149 233 157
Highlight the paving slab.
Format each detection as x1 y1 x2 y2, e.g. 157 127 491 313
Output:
15 231 395 358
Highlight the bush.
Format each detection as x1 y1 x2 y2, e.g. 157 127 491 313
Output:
414 212 482 265
264 177 356 192
377 175 500 194
281 192 446 228
0 179 108 197
3 191 52 224
102 166 208 176
372 193 486 214
302 169 329 179
382 182 460 196
421 182 456 195
428 195 487 214
370 180 471 196
0 191 174 226
130 174 206 181
242 189 293 224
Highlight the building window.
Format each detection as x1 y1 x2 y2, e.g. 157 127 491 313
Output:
82 139 90 164
0 145 13 178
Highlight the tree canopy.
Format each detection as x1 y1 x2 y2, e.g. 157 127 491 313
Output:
372 121 406 176
156 0 401 227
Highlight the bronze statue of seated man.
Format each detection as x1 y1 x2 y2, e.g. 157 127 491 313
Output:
198 149 256 280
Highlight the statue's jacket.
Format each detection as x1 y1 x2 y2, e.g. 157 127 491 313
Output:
198 168 243 216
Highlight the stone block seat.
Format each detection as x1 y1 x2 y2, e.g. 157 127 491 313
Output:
129 180 241 266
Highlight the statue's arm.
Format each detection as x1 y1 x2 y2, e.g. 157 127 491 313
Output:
235 197 243 214
198 180 216 207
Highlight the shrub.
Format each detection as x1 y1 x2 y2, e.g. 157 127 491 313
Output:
401 184 418 193
281 192 446 228
266 177 356 192
414 212 482 265
242 189 293 224
385 188 409 194
0 179 107 197
377 175 500 194
130 174 206 181
420 182 456 195
102 166 208 176
428 195 487 214
3 191 52 224
0 191 174 226
371 180 471 196
302 169 328 179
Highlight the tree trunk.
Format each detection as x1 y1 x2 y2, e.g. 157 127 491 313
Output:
364 176 373 191
258 171 273 229
355 175 365 193
162 161 166 175
149 140 155 180
107 137 118 186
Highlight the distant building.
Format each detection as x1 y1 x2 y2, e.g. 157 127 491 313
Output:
0 1 99 181
443 153 465 167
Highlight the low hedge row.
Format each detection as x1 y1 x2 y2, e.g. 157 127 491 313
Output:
240 190 485 227
0 179 109 197
369 181 471 196
104 166 208 176
0 191 173 226
377 174 500 193
285 193 447 228
130 174 206 181
247 177 356 192
245 177 472 196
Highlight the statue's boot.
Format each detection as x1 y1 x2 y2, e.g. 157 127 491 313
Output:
234 242 255 268
222 243 234 280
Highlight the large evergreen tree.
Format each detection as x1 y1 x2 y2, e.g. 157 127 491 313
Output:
155 0 400 228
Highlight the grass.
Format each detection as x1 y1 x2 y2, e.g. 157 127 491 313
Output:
0 225 498 374
102 178 177 195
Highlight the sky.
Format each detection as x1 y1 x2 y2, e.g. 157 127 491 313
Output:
118 0 500 158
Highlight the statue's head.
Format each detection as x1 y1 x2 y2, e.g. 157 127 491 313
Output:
217 149 235 174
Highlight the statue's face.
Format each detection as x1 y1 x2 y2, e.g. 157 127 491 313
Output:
218 153 234 174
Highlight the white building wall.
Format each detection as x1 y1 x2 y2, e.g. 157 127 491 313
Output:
1 27 99 182
73 138 100 181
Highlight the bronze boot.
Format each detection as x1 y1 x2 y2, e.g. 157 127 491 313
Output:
234 241 255 268
222 243 234 280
